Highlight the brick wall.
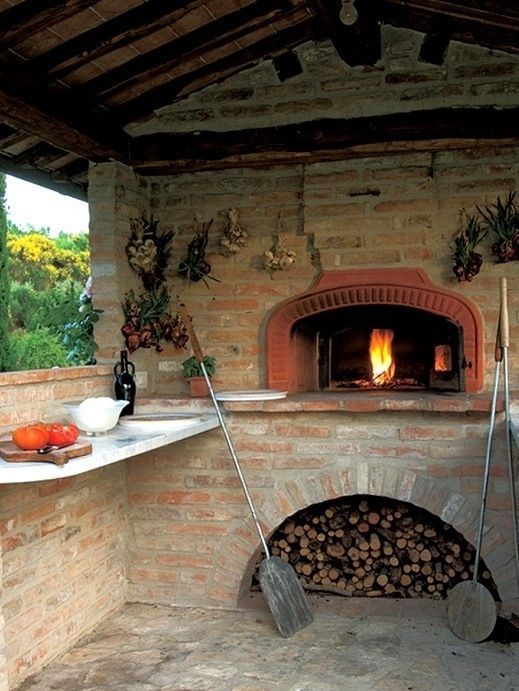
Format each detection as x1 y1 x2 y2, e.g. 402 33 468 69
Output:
0 367 129 689
125 407 517 609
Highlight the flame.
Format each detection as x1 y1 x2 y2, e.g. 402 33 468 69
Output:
370 329 395 385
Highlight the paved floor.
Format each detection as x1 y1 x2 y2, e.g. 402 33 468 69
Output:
17 600 518 691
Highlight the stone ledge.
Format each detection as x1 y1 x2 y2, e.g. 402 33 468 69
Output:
220 391 505 414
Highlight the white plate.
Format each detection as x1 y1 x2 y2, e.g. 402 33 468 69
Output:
214 390 288 402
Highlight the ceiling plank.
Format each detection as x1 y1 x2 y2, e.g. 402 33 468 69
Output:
117 18 320 124
33 0 209 79
312 0 382 66
130 107 519 165
78 0 293 101
0 0 94 47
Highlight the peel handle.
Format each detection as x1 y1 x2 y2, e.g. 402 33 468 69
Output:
178 304 205 362
500 277 509 349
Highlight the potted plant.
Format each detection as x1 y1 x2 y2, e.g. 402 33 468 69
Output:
182 355 216 397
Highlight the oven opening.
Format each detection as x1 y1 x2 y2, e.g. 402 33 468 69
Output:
297 305 464 392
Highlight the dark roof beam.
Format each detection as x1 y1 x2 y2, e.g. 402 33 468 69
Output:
130 107 519 164
0 153 87 201
0 63 128 162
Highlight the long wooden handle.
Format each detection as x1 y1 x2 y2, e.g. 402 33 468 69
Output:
500 277 509 349
178 303 205 362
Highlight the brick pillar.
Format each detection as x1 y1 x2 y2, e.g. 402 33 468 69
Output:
0 545 8 691
87 161 148 364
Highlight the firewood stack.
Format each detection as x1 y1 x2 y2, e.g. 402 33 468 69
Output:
253 495 498 599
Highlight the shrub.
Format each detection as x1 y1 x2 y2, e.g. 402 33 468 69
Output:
10 327 68 371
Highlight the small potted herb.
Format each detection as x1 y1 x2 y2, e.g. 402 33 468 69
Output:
182 355 216 397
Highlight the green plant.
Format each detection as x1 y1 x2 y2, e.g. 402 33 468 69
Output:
182 355 216 378
0 173 11 371
452 212 487 282
477 191 519 262
62 287 103 365
10 327 68 370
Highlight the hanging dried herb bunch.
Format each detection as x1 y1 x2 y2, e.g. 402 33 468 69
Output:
121 288 188 353
219 207 248 256
477 191 519 262
452 211 487 282
263 232 297 272
178 218 219 285
126 216 175 290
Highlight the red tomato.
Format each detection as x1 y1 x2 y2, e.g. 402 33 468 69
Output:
46 423 80 447
12 424 50 451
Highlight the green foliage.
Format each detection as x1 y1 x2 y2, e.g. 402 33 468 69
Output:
0 173 11 371
9 281 82 334
62 292 102 365
182 355 216 378
10 327 68 370
0 194 94 371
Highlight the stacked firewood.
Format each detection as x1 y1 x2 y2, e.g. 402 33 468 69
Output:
255 496 497 599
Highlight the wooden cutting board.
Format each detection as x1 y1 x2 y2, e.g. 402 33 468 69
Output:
0 440 93 466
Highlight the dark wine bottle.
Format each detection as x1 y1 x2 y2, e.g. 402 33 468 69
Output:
114 349 136 416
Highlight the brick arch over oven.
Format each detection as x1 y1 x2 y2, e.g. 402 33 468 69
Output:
266 268 484 393
209 466 514 605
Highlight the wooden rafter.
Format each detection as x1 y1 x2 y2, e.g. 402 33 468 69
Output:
77 0 293 102
0 64 127 162
117 18 319 124
382 0 519 55
0 154 87 200
312 0 382 66
130 107 519 166
33 0 209 79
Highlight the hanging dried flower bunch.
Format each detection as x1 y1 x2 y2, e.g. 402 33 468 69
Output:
178 218 219 285
477 191 519 262
452 211 487 282
219 207 248 256
263 232 297 272
121 288 188 353
125 216 175 290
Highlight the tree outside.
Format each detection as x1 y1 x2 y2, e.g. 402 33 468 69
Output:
0 175 97 372
0 173 11 371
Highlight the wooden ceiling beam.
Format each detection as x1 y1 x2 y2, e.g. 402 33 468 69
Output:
381 0 519 55
0 65 128 162
0 0 94 47
129 107 519 165
312 0 382 67
78 0 293 101
117 18 319 124
0 154 87 200
33 0 209 79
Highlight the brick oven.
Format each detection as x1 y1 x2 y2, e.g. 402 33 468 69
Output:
266 268 484 394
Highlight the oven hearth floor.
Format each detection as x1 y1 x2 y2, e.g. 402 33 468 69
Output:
16 601 518 690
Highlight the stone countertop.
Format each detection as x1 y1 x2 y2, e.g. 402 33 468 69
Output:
0 414 219 484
